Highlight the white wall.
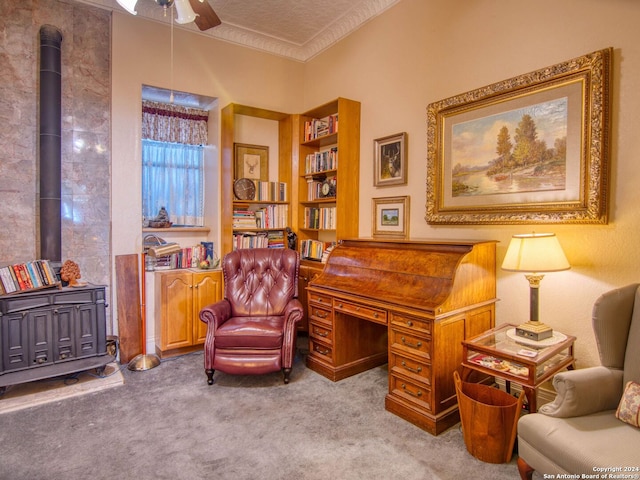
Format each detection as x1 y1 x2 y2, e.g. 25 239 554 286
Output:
302 0 640 368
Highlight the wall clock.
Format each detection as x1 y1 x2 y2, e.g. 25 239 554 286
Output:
233 178 256 200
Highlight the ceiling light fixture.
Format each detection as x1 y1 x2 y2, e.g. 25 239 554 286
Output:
115 0 221 31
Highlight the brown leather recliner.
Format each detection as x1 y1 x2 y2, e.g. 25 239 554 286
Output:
199 248 304 385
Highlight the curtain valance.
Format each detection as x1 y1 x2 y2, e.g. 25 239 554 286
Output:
142 100 209 145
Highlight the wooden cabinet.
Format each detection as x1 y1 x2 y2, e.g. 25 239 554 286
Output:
306 238 497 435
153 269 222 358
293 98 360 261
220 103 293 256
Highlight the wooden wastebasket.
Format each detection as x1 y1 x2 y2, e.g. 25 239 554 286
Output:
453 371 524 464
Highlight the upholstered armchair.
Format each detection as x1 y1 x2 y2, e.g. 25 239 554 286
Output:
517 283 640 479
199 248 304 385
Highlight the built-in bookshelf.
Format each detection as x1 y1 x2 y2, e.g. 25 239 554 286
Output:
220 103 293 256
294 98 360 263
0 259 61 296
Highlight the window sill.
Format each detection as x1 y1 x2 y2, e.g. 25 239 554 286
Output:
143 226 211 233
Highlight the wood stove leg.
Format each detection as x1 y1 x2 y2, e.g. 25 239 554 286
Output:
206 369 215 385
517 457 534 480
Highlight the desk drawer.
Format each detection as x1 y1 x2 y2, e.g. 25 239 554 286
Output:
390 313 431 336
334 300 387 325
309 305 332 324
389 351 431 384
309 338 333 363
308 292 332 307
309 320 332 345
389 328 431 359
389 374 432 412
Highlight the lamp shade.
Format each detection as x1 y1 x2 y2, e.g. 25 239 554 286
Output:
115 0 138 15
174 0 197 24
501 233 570 273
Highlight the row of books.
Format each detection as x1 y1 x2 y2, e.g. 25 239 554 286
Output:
232 231 285 250
304 206 336 230
241 180 287 202
304 147 338 174
233 205 289 229
154 243 214 270
0 259 59 295
304 114 338 142
300 240 335 262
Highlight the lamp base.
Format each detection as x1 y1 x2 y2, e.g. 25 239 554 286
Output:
515 321 553 341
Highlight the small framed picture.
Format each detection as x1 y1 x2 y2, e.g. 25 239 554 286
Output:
374 132 407 186
372 196 410 239
234 143 268 181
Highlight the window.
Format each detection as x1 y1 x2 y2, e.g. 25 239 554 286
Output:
141 98 209 226
142 139 204 226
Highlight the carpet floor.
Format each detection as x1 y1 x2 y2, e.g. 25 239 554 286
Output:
0 344 526 480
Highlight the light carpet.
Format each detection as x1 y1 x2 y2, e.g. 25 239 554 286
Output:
0 346 526 480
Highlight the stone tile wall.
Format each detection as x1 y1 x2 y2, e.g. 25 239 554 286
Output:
0 1 112 324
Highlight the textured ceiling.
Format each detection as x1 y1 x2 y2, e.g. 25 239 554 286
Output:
75 0 401 62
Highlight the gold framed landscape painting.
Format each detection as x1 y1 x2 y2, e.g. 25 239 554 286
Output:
372 196 410 239
234 143 268 181
426 48 612 224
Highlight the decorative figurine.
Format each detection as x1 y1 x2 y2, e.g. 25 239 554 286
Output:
286 227 297 251
60 259 85 287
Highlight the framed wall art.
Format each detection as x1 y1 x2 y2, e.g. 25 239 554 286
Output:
234 143 268 181
374 132 407 186
372 196 410 239
426 48 612 224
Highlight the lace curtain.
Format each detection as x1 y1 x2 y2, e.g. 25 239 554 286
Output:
142 100 209 145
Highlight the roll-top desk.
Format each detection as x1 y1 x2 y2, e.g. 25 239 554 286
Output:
306 238 497 435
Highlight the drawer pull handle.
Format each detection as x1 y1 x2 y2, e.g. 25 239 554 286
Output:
317 297 324 303
373 312 379 318
314 329 328 337
401 361 422 374
315 311 328 318
406 320 413 327
315 347 330 356
401 337 422 349
337 303 343 308
401 384 422 398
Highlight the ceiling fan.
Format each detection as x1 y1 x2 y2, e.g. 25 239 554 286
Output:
115 0 222 31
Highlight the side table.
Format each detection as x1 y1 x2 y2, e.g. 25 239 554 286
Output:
461 323 575 412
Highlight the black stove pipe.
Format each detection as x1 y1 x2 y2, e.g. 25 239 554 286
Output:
39 25 63 263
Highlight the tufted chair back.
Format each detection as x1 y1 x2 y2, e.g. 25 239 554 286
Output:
223 248 299 317
199 248 304 385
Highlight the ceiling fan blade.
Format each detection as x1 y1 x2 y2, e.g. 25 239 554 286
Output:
189 0 222 31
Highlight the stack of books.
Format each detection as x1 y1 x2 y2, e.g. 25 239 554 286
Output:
304 206 336 230
304 114 338 141
232 209 258 229
0 259 59 295
305 147 338 174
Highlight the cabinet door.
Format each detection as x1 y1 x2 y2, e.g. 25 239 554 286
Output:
160 272 193 350
29 309 54 366
1 313 29 372
192 271 222 344
75 303 99 358
53 305 76 361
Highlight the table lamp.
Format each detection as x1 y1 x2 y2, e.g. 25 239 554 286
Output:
501 233 570 341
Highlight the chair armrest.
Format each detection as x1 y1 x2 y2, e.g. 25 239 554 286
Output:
199 299 232 331
539 366 624 418
283 298 304 329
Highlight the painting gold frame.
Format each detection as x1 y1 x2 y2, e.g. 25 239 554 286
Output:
234 143 268 181
372 196 410 239
426 48 612 225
